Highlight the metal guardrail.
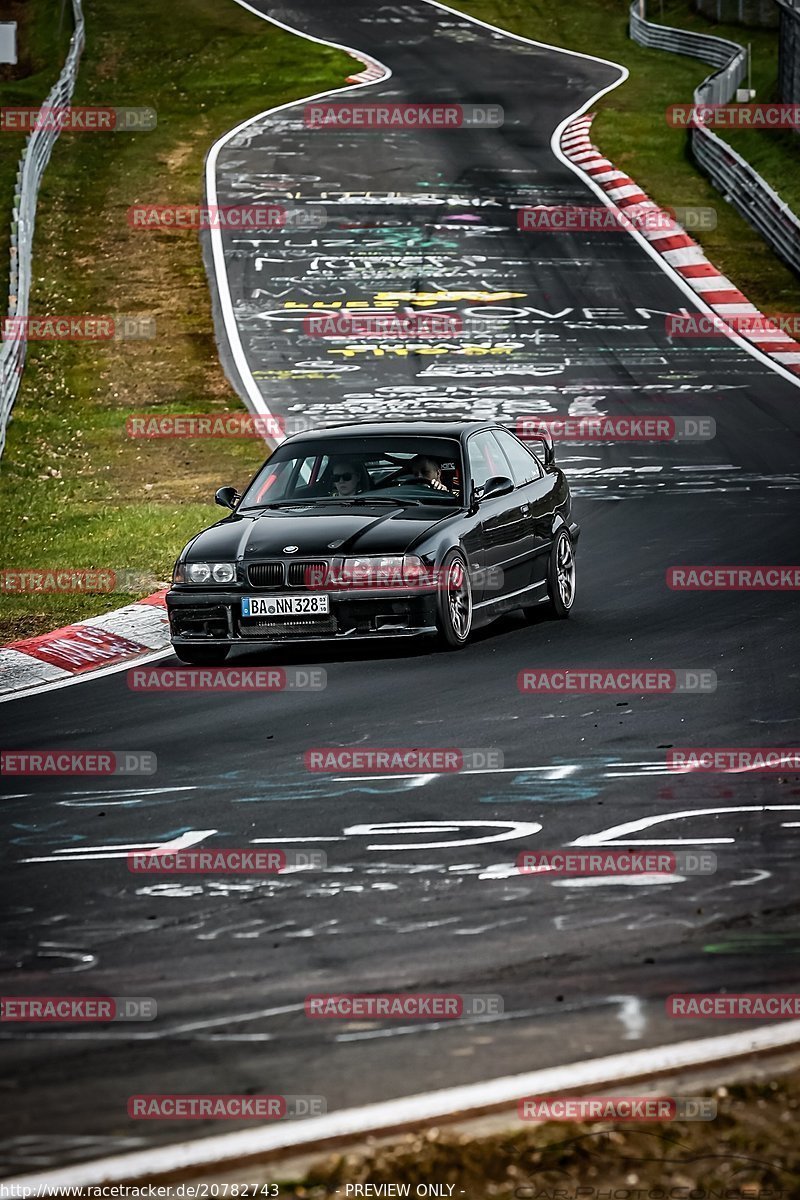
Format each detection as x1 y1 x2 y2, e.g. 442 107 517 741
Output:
0 0 85 461
630 2 744 71
629 0 800 277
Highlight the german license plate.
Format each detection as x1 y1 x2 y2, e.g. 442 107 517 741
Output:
242 594 330 618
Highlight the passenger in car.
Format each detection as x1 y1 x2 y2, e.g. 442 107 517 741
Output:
331 460 370 497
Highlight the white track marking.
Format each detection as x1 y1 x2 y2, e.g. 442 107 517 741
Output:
731 869 771 886
608 993 647 1040
551 874 686 887
347 820 542 850
161 1003 306 1037
254 820 542 850
329 764 577 780
21 830 216 865
0 1004 309 1044
12 1022 800 1188
571 805 800 847
253 836 344 842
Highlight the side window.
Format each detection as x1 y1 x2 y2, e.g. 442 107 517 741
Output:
467 431 506 490
492 429 542 485
297 451 328 484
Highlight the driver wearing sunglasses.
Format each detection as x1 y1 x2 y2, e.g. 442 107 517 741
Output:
331 460 363 497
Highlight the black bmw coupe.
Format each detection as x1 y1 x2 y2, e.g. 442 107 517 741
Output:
166 420 580 663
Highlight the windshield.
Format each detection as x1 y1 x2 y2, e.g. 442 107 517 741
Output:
239 436 464 509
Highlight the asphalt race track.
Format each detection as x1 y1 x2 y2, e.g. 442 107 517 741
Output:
2 0 800 1177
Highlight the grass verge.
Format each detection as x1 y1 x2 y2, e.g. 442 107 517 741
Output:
0 0 352 643
448 0 800 314
278 1076 800 1197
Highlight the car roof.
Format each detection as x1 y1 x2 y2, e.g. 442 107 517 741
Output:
283 420 497 443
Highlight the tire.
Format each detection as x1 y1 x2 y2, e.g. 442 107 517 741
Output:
545 529 576 618
174 644 230 665
435 550 473 650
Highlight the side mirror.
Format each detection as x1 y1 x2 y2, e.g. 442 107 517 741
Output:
215 486 239 510
480 475 515 501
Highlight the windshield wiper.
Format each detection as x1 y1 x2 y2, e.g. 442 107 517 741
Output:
240 500 325 510
346 496 422 507
281 496 425 508
241 494 455 513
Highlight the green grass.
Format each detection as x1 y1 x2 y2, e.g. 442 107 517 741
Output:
641 0 800 218
448 0 800 313
0 2 73 304
0 0 352 642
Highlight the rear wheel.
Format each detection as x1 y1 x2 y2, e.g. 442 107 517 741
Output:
546 529 576 618
174 645 230 665
435 550 472 650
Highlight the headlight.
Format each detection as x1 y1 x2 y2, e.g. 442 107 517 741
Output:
186 562 211 584
211 563 236 583
178 562 236 585
335 555 428 589
340 556 403 587
400 555 431 586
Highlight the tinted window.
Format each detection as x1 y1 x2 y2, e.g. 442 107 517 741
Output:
468 430 508 490
492 429 542 485
240 436 463 507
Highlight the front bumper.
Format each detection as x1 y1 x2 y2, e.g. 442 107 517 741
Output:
166 588 439 645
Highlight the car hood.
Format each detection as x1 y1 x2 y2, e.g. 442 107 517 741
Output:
184 503 456 561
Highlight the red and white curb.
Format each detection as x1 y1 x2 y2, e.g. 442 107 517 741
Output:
346 51 387 85
0 591 170 701
560 113 800 375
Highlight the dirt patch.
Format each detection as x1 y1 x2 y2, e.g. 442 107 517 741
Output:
277 1078 800 1199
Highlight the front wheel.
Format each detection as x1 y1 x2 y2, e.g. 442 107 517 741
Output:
174 644 230 665
435 550 473 650
546 529 576 618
